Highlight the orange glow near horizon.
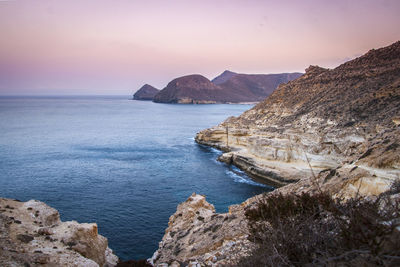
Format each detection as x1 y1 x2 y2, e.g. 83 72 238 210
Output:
0 0 400 95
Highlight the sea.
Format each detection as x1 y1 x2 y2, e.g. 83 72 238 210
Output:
0 96 272 260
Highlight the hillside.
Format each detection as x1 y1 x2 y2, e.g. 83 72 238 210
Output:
153 72 302 104
211 70 237 85
196 41 400 189
218 72 303 102
153 75 225 104
151 40 400 266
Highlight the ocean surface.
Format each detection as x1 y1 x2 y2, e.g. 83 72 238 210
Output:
0 96 271 260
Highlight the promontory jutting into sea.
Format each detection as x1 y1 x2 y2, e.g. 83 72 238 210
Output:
1 1 400 266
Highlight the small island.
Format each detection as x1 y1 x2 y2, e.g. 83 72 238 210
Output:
133 84 160 101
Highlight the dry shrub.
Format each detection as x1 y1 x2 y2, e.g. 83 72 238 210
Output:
237 186 400 266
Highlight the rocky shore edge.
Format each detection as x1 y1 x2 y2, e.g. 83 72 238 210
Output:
0 197 118 267
149 40 400 266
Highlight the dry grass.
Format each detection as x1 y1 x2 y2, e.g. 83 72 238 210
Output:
236 183 400 266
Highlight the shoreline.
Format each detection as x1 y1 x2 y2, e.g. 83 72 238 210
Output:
133 98 258 105
195 135 301 188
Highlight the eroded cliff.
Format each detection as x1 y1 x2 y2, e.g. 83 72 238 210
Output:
150 193 258 266
152 41 400 266
196 41 400 197
0 198 118 266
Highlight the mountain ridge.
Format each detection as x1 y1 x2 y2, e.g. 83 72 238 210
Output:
152 71 302 104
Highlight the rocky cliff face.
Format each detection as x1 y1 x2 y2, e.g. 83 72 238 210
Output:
150 193 257 266
153 72 302 104
0 198 118 267
153 41 400 266
133 84 160 101
196 41 400 197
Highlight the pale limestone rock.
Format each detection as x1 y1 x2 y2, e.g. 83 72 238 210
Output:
105 247 119 266
152 193 255 266
196 108 400 197
195 41 400 197
55 221 108 266
0 198 118 267
23 199 61 226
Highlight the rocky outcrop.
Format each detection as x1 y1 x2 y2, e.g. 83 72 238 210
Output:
153 72 302 104
152 41 400 266
151 193 257 267
195 40 400 197
152 187 400 266
0 198 118 267
133 84 160 100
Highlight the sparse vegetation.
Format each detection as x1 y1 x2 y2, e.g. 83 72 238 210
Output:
237 184 400 266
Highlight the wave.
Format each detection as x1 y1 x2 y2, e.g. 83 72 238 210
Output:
197 144 223 156
226 166 270 188
198 144 270 188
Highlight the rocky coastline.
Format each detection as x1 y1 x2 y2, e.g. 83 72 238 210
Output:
152 41 400 266
0 198 118 266
195 41 400 197
2 41 399 266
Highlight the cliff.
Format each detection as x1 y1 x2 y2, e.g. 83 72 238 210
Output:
152 189 400 266
0 198 118 266
195 40 400 196
150 193 258 266
152 41 400 266
153 72 302 104
133 84 160 101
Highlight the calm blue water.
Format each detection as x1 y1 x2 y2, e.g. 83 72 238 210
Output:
0 96 271 260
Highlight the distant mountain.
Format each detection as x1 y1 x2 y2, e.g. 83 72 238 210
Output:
217 72 303 102
211 70 237 85
153 75 224 104
133 84 160 100
153 71 302 104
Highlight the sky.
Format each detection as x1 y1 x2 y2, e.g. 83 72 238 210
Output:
0 0 399 95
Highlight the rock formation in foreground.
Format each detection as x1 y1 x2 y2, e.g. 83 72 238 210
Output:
152 41 400 266
196 40 400 195
150 193 258 266
153 71 302 104
133 84 160 100
0 198 118 266
152 188 400 266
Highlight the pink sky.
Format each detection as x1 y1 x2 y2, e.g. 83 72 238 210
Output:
0 0 399 95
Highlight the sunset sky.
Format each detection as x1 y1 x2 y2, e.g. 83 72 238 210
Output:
0 0 399 95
